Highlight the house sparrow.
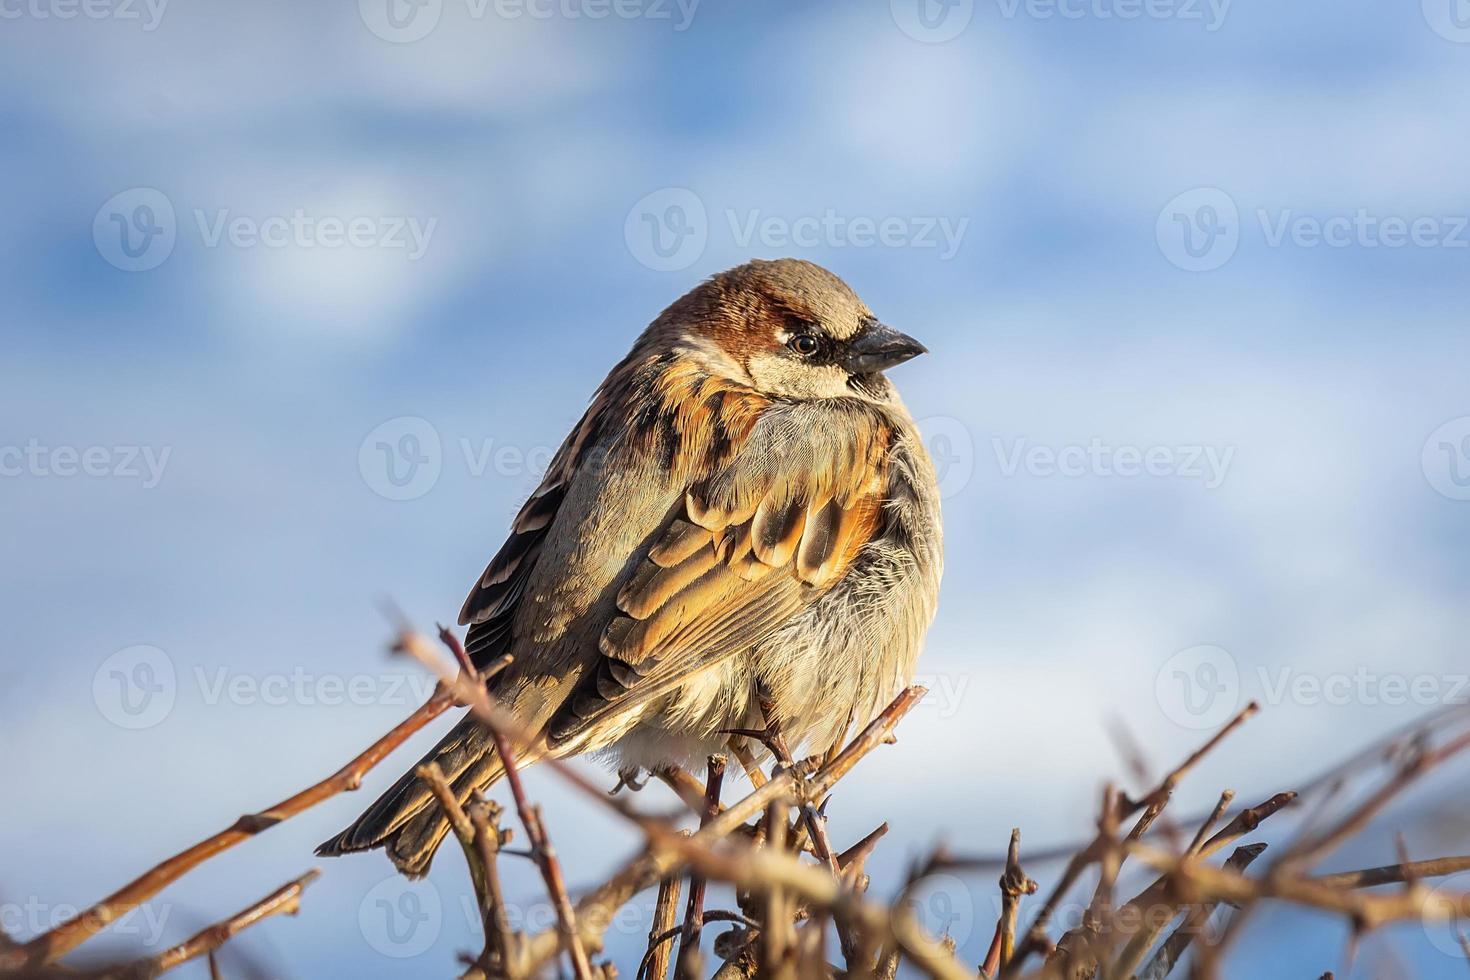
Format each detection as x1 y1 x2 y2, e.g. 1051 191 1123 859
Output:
318 258 943 876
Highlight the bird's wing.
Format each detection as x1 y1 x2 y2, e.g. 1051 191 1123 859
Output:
457 379 618 667
544 398 896 746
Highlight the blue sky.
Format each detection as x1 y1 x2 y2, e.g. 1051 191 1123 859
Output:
3 0 1470 976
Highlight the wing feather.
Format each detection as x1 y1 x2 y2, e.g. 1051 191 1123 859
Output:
546 407 891 746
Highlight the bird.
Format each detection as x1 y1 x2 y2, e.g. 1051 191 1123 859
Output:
317 258 943 876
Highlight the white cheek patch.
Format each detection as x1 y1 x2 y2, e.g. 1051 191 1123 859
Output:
746 352 852 400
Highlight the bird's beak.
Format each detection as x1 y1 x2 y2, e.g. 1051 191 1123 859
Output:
844 322 928 375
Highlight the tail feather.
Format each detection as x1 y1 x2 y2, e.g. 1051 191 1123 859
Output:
316 718 505 877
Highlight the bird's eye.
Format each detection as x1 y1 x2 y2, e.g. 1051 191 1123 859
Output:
789 334 819 356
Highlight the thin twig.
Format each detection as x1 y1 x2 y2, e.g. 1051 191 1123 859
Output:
982 829 1037 978
762 798 796 980
518 686 928 974
468 795 517 976
640 874 684 980
11 674 462 969
122 870 319 978
1136 844 1267 980
677 756 726 978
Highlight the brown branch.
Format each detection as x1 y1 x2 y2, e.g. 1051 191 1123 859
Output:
640 874 684 980
982 829 1037 978
1135 844 1267 980
1008 703 1259 975
637 912 760 980
676 755 726 978
762 799 796 979
658 830 971 980
11 671 462 969
1127 841 1470 929
415 762 521 978
468 795 518 976
1101 790 1238 980
519 686 927 973
456 675 595 980
1280 727 1470 874
1312 855 1470 890
657 766 712 815
122 870 319 978
838 822 890 884
1187 791 1236 859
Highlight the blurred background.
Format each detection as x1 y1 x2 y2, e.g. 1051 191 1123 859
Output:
3 0 1469 975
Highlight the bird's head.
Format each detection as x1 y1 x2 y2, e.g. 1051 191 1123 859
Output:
654 258 927 403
